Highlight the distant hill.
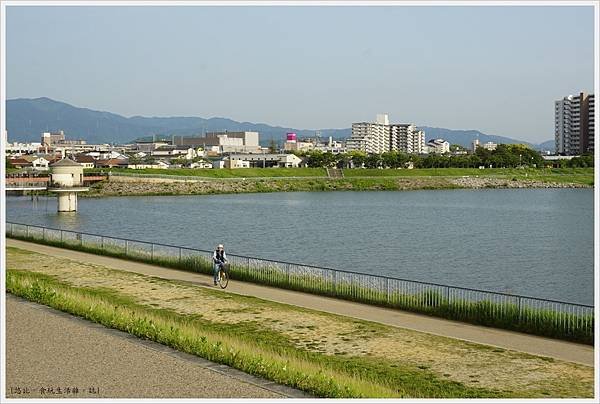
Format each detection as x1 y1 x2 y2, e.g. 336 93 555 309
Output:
6 97 553 150
6 97 348 146
418 126 553 151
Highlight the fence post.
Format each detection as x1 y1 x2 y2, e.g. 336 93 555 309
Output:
151 244 155 261
60 230 63 243
446 286 450 304
247 257 250 277
178 247 182 263
333 270 337 295
80 232 83 247
386 277 390 304
517 296 522 322
101 236 104 250
26 225 29 238
125 240 129 256
286 263 290 285
43 227 45 240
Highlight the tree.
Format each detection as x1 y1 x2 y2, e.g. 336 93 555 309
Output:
321 152 338 168
364 153 381 169
381 151 410 168
450 144 467 153
305 151 324 168
347 151 367 168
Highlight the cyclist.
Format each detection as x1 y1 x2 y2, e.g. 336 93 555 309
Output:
212 244 228 286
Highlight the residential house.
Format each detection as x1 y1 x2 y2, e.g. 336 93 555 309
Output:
189 161 213 169
8 157 32 169
95 158 129 168
73 154 96 169
31 157 50 171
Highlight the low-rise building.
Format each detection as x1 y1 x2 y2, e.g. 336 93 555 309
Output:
227 153 303 168
472 139 498 152
482 142 498 151
426 139 450 154
151 145 198 159
73 154 96 169
174 131 261 154
31 157 50 171
189 161 213 169
95 158 129 168
134 140 170 153
5 142 43 156
8 157 33 169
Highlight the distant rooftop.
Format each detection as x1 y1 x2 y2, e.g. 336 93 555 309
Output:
51 158 82 167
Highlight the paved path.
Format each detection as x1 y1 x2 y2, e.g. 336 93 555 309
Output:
7 239 595 367
5 294 307 398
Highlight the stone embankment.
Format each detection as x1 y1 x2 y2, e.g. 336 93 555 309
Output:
85 175 590 197
447 176 589 189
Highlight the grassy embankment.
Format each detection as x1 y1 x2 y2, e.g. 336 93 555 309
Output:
85 167 593 197
7 230 594 345
98 167 327 178
344 167 594 185
102 167 594 184
6 246 594 398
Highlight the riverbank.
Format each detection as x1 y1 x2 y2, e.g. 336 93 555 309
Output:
86 172 592 197
6 245 594 398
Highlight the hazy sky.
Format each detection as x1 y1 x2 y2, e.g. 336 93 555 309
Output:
6 5 595 143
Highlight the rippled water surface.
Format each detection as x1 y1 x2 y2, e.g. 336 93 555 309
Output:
6 189 594 304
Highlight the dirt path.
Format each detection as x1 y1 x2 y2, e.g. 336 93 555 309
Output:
6 238 594 370
4 295 302 398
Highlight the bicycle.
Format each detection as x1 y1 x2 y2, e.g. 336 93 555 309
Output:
217 262 230 289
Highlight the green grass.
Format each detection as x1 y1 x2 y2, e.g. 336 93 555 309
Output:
7 269 516 398
7 231 593 345
344 167 594 182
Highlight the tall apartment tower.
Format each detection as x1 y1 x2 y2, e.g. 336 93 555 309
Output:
347 114 425 154
389 124 426 154
347 114 390 154
555 92 595 155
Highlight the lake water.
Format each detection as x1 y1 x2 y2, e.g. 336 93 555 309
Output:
5 189 594 305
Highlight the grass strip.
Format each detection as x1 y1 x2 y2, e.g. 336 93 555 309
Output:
6 269 512 398
7 231 594 345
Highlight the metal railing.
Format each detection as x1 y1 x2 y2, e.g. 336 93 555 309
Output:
6 221 594 344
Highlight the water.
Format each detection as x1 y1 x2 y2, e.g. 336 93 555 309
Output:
6 189 594 305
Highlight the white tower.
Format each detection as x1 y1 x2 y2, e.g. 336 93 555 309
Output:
48 158 89 212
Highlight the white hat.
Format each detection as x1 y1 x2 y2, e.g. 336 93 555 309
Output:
217 244 224 249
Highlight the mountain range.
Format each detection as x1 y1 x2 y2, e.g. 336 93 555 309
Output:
6 97 554 151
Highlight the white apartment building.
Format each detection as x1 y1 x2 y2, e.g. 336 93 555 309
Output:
426 139 450 154
5 142 43 156
347 121 389 154
390 124 426 154
472 139 498 152
555 92 595 155
347 114 425 154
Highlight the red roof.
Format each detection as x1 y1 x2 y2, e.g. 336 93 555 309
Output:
95 158 128 167
9 158 32 166
74 155 96 163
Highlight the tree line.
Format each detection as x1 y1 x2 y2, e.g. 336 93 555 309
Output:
294 144 594 169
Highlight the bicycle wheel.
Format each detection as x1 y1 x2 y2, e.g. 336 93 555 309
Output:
219 269 229 289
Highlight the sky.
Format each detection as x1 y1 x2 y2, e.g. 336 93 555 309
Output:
5 4 595 143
